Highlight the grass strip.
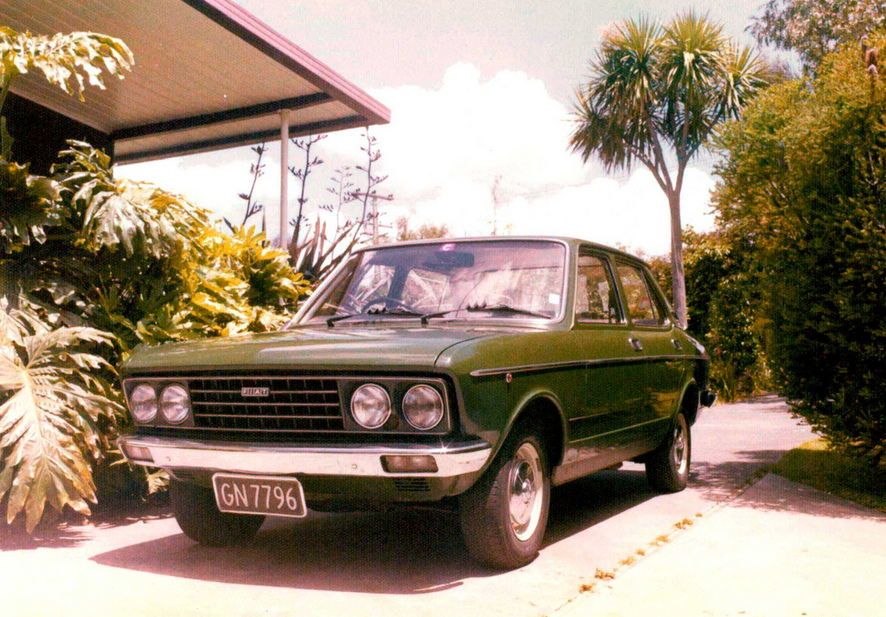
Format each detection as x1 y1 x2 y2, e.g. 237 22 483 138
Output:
769 438 886 512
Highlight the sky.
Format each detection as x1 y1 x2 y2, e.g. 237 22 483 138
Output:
118 0 769 256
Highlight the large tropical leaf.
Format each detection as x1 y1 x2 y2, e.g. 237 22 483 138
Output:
0 300 121 531
54 142 180 259
0 158 63 250
0 27 133 103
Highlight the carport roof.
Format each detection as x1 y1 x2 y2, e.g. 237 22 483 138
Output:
3 0 391 163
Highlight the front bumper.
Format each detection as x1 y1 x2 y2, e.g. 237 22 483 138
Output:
118 435 492 479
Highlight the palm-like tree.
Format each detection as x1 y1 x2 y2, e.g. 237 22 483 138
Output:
570 12 768 327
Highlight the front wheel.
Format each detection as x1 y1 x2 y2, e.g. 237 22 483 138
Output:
170 480 265 546
458 426 550 569
645 412 691 493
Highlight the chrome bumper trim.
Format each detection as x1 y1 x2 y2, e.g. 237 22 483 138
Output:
118 435 491 478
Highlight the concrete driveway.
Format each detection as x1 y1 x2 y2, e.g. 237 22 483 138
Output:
1 397 821 616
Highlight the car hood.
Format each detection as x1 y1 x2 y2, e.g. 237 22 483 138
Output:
121 324 511 373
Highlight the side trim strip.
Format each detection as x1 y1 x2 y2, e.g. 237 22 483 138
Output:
470 354 698 378
569 417 667 443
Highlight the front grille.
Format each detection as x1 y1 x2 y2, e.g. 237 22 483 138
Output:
393 478 431 493
188 376 343 436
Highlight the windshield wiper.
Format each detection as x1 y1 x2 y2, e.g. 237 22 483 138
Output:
327 313 358 327
420 309 458 325
326 307 424 328
370 307 424 317
465 303 553 319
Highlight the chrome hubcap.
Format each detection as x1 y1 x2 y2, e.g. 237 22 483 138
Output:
508 442 543 542
672 422 688 475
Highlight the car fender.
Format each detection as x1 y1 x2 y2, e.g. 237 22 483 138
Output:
490 389 568 470
674 378 702 426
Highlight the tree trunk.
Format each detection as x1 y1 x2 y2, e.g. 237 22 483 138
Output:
668 191 688 329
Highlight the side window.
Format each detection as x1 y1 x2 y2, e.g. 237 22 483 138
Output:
616 263 664 327
575 254 618 323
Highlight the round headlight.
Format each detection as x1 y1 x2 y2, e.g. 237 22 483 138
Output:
160 384 190 424
130 384 158 423
402 385 444 430
351 384 391 429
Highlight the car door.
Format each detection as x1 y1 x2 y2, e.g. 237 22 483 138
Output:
568 249 648 449
614 260 684 438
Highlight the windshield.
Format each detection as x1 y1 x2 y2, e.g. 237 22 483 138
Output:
296 240 567 325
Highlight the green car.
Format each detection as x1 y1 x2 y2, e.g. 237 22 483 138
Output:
119 237 715 569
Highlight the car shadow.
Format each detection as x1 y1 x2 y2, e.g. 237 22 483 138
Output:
734 474 886 520
545 468 654 544
689 449 791 502
90 469 657 592
92 508 483 593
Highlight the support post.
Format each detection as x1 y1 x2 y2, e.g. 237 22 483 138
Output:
279 109 291 249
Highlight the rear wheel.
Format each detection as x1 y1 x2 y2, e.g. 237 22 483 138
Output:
459 425 550 569
170 480 265 546
645 413 691 493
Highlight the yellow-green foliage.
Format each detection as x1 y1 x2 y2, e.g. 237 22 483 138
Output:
649 229 771 401
0 27 132 101
137 224 309 345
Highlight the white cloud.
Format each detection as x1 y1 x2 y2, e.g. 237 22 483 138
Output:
118 145 283 231
118 62 717 257
497 167 716 255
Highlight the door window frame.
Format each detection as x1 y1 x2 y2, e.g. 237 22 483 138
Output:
574 248 626 326
613 259 672 330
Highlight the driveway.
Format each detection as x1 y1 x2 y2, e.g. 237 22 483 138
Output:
1 396 817 616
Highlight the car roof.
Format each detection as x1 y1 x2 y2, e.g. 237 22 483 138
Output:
352 236 648 264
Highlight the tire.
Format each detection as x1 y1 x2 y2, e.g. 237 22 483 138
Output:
645 412 691 493
458 425 551 570
170 480 265 546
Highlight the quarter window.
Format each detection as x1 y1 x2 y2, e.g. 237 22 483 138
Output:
617 264 664 326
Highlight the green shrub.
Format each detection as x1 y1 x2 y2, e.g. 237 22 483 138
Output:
651 229 770 401
713 32 886 465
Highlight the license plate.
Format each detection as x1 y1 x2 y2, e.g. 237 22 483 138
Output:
212 473 307 518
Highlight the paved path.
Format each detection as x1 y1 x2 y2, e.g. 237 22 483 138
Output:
2 396 860 617
556 474 886 617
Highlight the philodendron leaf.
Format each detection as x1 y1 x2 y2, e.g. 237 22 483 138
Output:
0 158 63 250
0 301 120 531
0 28 133 103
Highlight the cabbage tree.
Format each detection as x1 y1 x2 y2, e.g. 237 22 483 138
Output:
570 12 768 327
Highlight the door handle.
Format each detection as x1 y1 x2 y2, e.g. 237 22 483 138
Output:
671 338 683 350
628 338 643 352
